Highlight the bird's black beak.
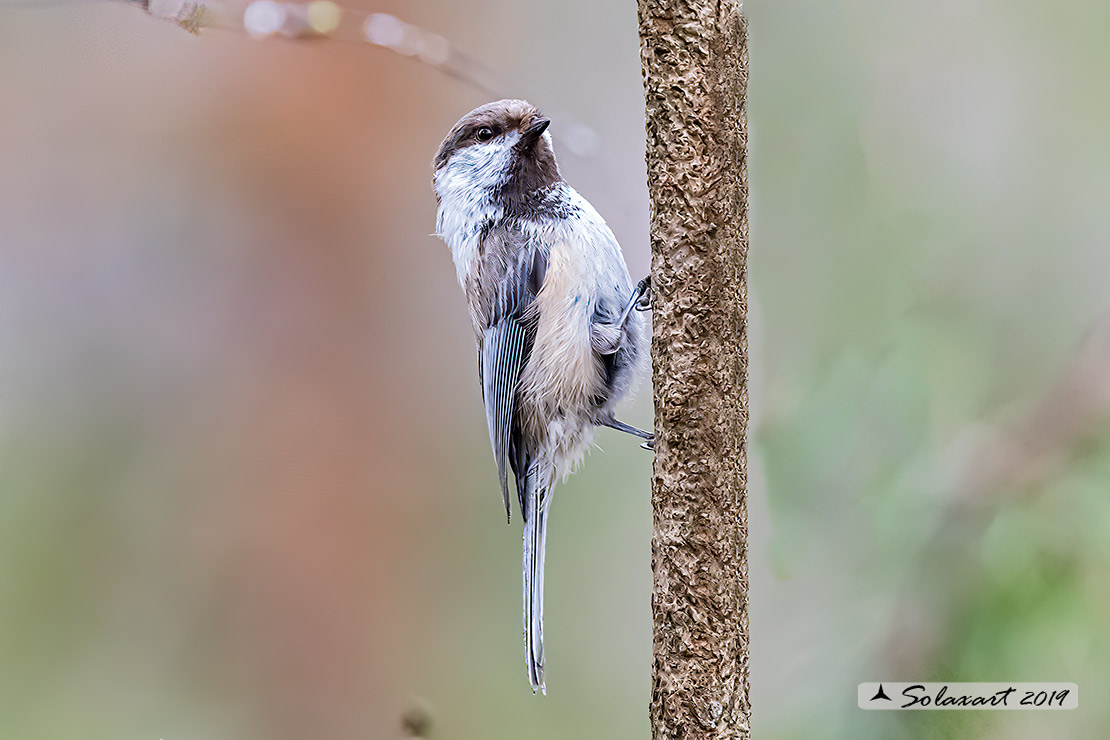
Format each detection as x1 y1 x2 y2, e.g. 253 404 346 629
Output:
522 117 551 145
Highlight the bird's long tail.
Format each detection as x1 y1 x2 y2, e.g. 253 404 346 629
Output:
521 460 554 694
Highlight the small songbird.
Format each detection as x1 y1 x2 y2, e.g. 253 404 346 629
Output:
433 100 651 693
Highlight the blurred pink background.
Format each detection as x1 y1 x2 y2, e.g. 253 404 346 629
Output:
0 2 653 738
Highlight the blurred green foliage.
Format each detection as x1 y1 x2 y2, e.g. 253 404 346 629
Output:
751 2 1110 738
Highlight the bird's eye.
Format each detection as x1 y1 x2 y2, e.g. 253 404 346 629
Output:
475 127 495 142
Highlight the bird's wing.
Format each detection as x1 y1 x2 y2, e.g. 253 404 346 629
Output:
482 320 525 522
477 227 547 522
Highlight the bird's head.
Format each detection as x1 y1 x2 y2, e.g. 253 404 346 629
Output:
433 99 561 209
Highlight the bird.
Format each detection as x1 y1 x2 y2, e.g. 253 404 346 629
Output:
433 99 651 693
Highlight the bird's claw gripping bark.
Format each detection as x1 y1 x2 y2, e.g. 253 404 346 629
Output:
618 275 652 328
633 276 652 312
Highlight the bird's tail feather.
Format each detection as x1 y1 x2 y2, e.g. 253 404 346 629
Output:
522 460 554 694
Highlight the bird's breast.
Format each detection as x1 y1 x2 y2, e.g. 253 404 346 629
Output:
517 234 605 443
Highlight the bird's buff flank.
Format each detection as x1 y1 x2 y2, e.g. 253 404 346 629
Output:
433 100 650 693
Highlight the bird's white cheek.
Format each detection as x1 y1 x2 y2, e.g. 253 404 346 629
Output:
434 134 524 283
436 133 520 196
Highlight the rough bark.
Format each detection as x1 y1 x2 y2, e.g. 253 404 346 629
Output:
637 3 750 739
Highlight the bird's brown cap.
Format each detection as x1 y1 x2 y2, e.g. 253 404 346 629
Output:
433 99 550 170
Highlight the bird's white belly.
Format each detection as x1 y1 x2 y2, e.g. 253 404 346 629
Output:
518 238 603 474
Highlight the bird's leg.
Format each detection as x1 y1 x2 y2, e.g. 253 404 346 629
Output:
617 276 652 328
599 415 655 450
592 276 653 356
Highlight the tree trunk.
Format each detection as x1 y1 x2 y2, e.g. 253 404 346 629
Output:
637 3 750 739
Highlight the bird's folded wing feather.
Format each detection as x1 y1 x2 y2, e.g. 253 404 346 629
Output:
482 320 525 521
476 227 548 522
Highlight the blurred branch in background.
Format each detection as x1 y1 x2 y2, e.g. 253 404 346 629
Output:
955 320 1110 503
0 0 603 157
134 0 502 92
885 317 1110 676
115 0 602 160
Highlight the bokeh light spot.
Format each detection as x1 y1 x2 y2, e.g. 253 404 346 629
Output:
306 1 341 35
243 0 286 38
364 13 403 48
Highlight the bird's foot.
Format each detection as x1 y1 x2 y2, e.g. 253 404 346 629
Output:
633 276 651 312
618 276 652 327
